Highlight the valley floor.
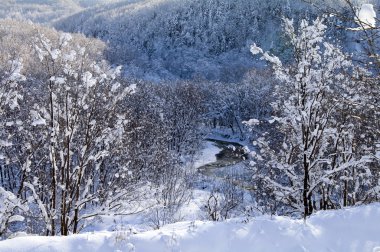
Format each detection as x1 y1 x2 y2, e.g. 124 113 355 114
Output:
1 203 379 252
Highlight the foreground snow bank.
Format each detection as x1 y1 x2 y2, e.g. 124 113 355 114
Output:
1 204 380 252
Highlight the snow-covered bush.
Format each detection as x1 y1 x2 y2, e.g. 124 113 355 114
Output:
0 187 28 238
205 175 244 221
149 164 192 229
0 27 28 238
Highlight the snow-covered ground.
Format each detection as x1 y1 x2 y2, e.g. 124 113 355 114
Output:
1 138 378 252
1 204 380 252
193 141 222 169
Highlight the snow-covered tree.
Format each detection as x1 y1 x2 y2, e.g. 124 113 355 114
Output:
323 1 380 205
249 18 373 218
0 20 210 235
13 32 138 235
0 187 28 238
0 49 27 238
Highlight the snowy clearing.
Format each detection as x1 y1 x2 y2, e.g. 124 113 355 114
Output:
1 204 380 252
356 4 376 29
193 141 222 169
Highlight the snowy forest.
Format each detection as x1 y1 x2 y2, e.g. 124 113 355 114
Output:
0 0 379 251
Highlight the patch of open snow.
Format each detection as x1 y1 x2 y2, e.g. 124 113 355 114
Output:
1 204 380 252
354 4 376 30
206 129 250 147
193 141 221 168
178 189 211 221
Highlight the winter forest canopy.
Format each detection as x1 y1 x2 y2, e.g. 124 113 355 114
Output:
0 0 379 250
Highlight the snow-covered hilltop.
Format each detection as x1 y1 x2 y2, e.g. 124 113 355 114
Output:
0 0 124 24
1 0 378 81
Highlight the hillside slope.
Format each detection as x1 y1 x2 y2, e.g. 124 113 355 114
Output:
55 0 310 81
0 0 124 23
0 0 82 23
2 0 377 81
54 0 379 81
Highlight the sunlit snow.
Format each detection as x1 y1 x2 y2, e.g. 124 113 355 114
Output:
355 4 376 29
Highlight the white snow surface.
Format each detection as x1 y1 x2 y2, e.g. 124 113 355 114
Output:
356 4 376 29
1 204 380 252
193 141 221 168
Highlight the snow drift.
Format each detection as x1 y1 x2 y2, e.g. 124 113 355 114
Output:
1 204 379 252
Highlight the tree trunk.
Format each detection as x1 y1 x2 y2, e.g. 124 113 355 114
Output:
303 153 310 219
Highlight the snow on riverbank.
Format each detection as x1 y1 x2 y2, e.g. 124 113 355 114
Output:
1 204 380 252
193 141 222 168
